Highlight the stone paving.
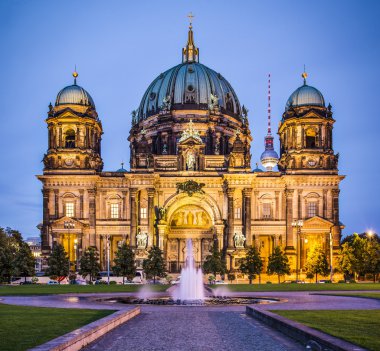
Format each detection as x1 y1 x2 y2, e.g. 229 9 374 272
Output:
2 290 379 350
83 306 304 351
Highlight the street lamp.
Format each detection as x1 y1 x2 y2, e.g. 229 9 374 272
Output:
329 225 334 282
64 221 75 273
73 238 79 272
292 220 304 281
105 234 111 285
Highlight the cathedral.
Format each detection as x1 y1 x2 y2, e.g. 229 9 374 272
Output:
38 23 344 276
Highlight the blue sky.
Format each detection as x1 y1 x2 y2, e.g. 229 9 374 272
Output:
0 0 379 237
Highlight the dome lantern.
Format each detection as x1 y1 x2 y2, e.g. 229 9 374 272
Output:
182 12 199 63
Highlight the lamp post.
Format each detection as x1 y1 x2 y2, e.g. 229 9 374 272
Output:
73 238 79 272
105 234 111 285
64 221 75 273
329 225 334 282
292 220 304 282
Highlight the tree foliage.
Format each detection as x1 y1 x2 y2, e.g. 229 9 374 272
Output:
339 233 380 282
266 246 290 283
47 244 69 281
304 245 330 283
142 246 166 283
0 227 35 283
202 242 226 278
79 246 100 282
239 246 263 284
112 243 136 283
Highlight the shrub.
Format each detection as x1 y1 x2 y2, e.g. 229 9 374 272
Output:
109 281 117 285
266 281 272 284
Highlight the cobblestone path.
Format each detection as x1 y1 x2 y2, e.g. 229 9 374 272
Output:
84 307 304 351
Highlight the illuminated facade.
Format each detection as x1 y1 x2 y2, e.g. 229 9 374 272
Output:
38 24 344 274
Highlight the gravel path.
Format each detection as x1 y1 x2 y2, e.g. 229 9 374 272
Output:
83 306 304 351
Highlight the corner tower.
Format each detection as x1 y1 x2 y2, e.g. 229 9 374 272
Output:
278 71 338 174
43 71 103 173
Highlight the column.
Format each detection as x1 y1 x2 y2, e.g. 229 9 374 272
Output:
129 188 138 247
243 188 252 246
332 189 340 225
298 189 303 219
88 188 96 247
54 189 59 219
285 189 294 249
42 188 50 250
227 188 235 249
122 191 128 220
323 189 327 218
79 189 84 219
275 191 279 220
147 188 155 247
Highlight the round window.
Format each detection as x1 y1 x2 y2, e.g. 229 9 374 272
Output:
187 85 194 92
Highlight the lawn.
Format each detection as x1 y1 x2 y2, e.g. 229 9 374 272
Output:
209 283 380 292
0 304 115 351
318 292 380 300
271 310 380 351
0 284 169 296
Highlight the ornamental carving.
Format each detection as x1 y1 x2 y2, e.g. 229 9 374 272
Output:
176 180 205 197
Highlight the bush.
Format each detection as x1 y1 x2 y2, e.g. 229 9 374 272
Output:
109 281 117 285
49 275 58 281
266 281 272 284
208 275 215 284
338 280 346 283
227 273 236 282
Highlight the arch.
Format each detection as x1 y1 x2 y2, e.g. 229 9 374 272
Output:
65 129 76 148
305 128 317 148
163 192 222 225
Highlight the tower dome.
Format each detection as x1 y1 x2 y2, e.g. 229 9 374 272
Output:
136 24 241 121
55 72 95 109
285 72 325 111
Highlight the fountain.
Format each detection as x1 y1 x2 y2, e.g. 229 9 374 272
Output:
173 239 205 303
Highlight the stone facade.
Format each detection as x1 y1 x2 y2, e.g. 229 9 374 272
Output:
38 26 344 274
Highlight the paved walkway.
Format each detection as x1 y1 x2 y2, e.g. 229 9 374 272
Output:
2 291 379 351
83 306 303 351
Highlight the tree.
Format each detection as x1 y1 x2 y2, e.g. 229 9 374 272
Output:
239 246 263 284
79 246 101 282
227 273 236 283
339 233 377 281
47 244 69 282
15 243 35 282
305 245 330 283
202 242 226 278
0 227 25 283
112 243 136 284
142 246 166 284
267 246 290 283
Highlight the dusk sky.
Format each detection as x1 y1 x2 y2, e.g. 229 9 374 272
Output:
0 0 379 238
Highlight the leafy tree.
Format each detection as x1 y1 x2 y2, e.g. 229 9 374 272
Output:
0 227 34 283
365 239 380 282
79 246 101 282
15 243 35 282
227 273 236 283
239 246 263 284
267 246 290 283
305 245 330 283
202 242 226 278
112 243 136 283
47 244 69 282
142 246 166 283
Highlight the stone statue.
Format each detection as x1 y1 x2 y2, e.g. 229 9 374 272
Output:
136 230 148 249
186 151 196 171
131 110 137 125
209 93 219 110
161 95 172 111
234 232 246 248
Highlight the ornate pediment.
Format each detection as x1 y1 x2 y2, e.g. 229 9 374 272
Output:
303 216 333 229
176 180 205 197
178 119 203 144
51 216 88 229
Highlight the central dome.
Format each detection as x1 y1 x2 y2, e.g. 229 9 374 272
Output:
137 63 241 120
137 26 241 121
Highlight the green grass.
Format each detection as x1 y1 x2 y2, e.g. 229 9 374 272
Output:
271 310 380 351
0 304 114 351
318 292 380 300
208 283 380 292
0 284 169 296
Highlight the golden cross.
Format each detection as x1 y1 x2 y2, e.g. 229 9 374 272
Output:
187 12 195 26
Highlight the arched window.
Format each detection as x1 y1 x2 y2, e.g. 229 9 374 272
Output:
65 129 76 148
305 129 316 148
